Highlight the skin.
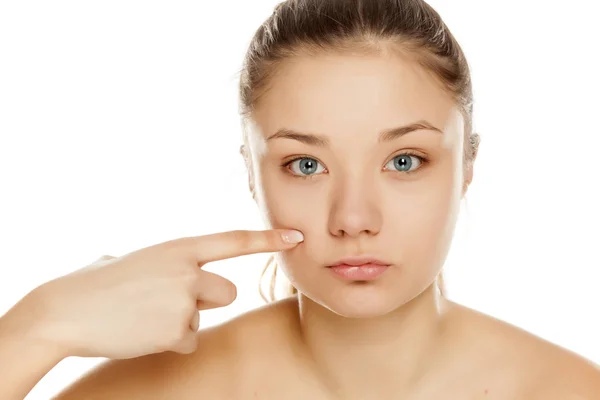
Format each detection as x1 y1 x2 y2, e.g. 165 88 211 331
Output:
54 51 600 399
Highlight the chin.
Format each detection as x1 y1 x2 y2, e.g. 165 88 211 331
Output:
307 284 408 319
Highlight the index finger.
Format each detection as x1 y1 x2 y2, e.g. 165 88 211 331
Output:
182 229 304 264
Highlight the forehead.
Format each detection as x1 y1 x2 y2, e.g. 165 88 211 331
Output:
251 51 460 141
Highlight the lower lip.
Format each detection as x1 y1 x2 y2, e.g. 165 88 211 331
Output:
329 264 390 281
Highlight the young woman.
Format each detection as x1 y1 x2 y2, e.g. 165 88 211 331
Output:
1 0 599 399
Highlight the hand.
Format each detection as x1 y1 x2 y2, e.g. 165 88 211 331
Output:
18 229 304 359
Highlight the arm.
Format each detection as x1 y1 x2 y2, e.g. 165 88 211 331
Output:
0 331 66 400
0 306 230 400
0 322 194 400
0 229 290 399
0 291 69 400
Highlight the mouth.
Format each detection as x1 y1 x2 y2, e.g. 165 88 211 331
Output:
327 256 391 281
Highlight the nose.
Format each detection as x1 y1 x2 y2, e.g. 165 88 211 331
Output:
328 178 382 238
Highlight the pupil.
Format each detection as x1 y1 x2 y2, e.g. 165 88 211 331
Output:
395 156 411 171
300 159 316 174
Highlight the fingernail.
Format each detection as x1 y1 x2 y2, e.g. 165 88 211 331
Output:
281 230 304 244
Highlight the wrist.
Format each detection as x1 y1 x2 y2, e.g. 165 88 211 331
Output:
0 285 73 361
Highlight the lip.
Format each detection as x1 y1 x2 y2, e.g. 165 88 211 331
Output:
328 257 391 281
328 255 391 267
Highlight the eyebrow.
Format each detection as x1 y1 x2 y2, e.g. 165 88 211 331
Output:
265 120 443 147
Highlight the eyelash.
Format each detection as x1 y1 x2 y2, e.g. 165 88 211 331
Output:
281 150 429 180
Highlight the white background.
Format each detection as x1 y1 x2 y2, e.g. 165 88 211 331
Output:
0 1 598 398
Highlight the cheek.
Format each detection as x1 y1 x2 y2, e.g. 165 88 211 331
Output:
256 170 330 279
256 167 327 234
388 164 462 261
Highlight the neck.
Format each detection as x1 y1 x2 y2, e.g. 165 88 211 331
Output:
295 284 455 398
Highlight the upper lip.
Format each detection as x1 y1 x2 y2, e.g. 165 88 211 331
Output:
328 256 391 267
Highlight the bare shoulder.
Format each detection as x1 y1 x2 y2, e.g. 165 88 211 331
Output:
526 355 600 400
52 325 236 399
52 299 295 400
448 302 600 399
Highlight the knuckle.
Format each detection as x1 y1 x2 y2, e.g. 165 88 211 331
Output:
185 336 199 353
177 294 196 315
180 267 199 289
182 276 198 295
166 331 185 349
166 322 189 348
266 230 282 247
161 237 190 254
178 340 197 355
176 324 189 341
91 255 116 266
231 230 253 248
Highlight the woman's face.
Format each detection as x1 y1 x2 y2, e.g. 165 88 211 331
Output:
244 51 469 318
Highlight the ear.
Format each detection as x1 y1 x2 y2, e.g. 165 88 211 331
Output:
240 144 256 200
462 166 473 197
462 133 480 197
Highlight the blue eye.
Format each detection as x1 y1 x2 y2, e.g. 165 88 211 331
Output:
385 154 423 173
287 157 326 176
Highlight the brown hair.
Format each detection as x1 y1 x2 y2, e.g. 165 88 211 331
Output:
238 0 480 303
